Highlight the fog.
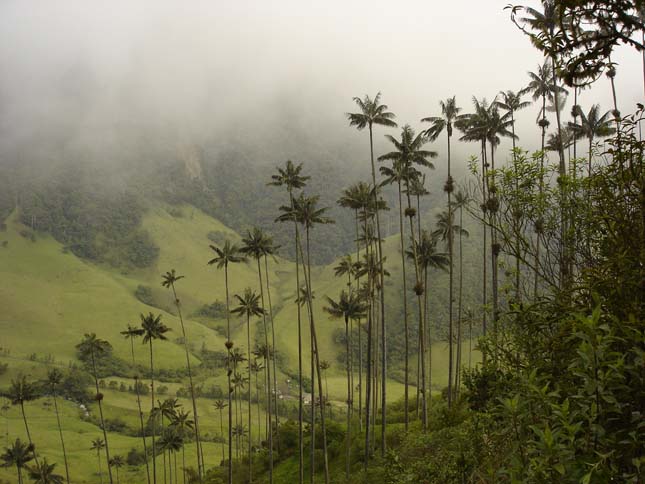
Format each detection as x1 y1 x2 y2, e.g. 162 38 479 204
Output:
0 0 643 171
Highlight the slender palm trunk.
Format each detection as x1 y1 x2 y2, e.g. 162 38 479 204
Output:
354 209 362 430
17 465 23 484
367 124 387 457
130 339 151 484
97 450 104 484
447 132 454 406
148 342 157 484
456 205 465 393
52 392 71 484
363 217 374 465
246 313 253 484
219 407 225 463
19 402 38 468
345 317 351 480
224 266 233 484
422 265 429 421
490 145 500 359
535 95 546 299
169 284 202 481
396 179 410 430
511 114 521 304
256 258 273 483
92 350 113 484
264 256 281 453
290 191 305 484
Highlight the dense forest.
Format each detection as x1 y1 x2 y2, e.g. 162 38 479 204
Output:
1 0 644 483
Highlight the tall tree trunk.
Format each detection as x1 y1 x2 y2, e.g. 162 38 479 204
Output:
97 450 104 484
148 342 156 484
92 350 113 484
256 258 273 483
481 140 489 363
396 179 410 430
490 145 500 361
19 402 38 468
456 205 465 393
52 392 71 484
447 131 455 406
224 266 233 484
264 255 281 453
345 317 351 480
535 95 546 299
246 313 253 484
129 339 151 484
169 283 203 481
367 123 387 457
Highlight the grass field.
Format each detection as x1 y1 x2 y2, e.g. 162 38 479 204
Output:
0 205 480 482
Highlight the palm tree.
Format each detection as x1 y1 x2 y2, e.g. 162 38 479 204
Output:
212 400 227 462
269 159 310 484
452 190 470 383
28 458 64 484
569 104 616 178
7 377 39 468
90 438 106 484
423 97 465 409
379 123 436 419
140 313 170 484
76 335 113 483
153 398 180 483
157 429 183 484
433 210 469 396
347 93 396 458
45 369 70 484
278 192 333 482
231 287 265 482
161 270 203 480
108 456 125 484
168 408 193 483
494 89 531 302
120 324 150 484
1 438 34 484
208 240 245 484
407 231 449 426
324 289 367 479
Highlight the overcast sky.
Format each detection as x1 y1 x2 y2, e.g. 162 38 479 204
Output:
0 0 642 168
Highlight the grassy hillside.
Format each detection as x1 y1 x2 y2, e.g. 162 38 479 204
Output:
0 203 480 482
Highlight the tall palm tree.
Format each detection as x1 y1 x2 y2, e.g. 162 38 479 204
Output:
407 231 449 425
7 377 39 468
208 240 245 484
76 335 113 483
161 270 203 480
379 124 436 418
108 456 125 484
28 457 64 484
231 287 265 482
452 190 470 385
568 104 616 178
169 408 193 484
213 400 227 462
433 210 469 396
140 313 170 484
1 438 34 484
90 438 106 484
347 93 396 458
269 160 310 484
278 193 333 483
45 369 70 484
120 324 150 484
153 398 180 483
157 429 183 484
494 89 531 302
324 290 367 479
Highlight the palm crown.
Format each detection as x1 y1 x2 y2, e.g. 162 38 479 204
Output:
231 288 265 320
208 240 246 269
140 313 170 345
324 290 368 323
346 92 398 130
421 96 463 140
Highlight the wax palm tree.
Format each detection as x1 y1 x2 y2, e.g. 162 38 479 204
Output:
76 335 113 483
7 377 39 467
108 456 125 484
208 240 245 484
169 408 193 483
568 104 616 178
407 231 449 426
45 369 70 484
153 398 180 483
231 373 248 458
1 438 34 484
249 360 264 445
27 458 64 484
452 191 471 379
269 159 310 484
213 400 228 462
324 289 367 479
120 324 150 484
161 270 203 480
90 438 106 484
278 192 333 482
231 287 264 482
140 313 169 484
347 93 396 459
379 124 436 422
157 429 183 484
